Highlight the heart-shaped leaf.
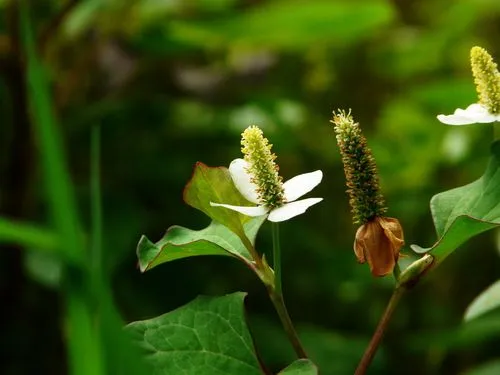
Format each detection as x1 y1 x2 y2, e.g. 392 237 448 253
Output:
411 141 500 269
464 279 500 322
137 216 265 272
184 162 265 243
278 359 318 374
126 292 263 375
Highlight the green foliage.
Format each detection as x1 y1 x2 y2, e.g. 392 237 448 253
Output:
134 1 394 52
278 359 317 375
465 280 500 321
463 360 500 375
20 4 104 374
411 141 500 268
0 218 59 254
137 216 265 272
3 0 500 374
126 293 263 375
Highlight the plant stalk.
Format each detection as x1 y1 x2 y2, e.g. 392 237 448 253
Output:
267 222 307 358
90 125 102 283
354 286 405 375
272 222 282 295
269 289 308 359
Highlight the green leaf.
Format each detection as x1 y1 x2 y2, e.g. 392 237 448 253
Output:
143 1 394 52
464 280 500 321
137 216 265 272
278 359 318 375
0 218 59 254
184 162 263 242
126 292 262 375
411 141 500 268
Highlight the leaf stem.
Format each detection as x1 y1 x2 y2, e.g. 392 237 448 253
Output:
354 286 405 375
241 235 265 270
272 222 282 295
269 289 308 359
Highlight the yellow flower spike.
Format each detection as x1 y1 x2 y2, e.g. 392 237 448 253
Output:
471 46 500 115
241 126 285 210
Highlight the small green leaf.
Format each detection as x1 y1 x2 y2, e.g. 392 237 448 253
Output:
137 216 265 272
464 280 500 321
278 359 318 375
184 162 263 242
126 292 262 375
411 141 500 268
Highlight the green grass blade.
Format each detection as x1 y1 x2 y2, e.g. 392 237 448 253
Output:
20 3 104 375
0 218 59 252
91 125 102 280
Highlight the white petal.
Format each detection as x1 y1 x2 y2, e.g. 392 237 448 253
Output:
267 198 323 222
282 170 323 202
461 104 497 123
437 103 497 125
437 114 476 125
228 159 260 204
210 202 268 217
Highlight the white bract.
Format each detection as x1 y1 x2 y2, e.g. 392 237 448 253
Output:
210 159 323 222
437 103 500 125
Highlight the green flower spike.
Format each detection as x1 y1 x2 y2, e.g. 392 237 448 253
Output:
211 125 323 222
331 110 404 277
438 46 500 125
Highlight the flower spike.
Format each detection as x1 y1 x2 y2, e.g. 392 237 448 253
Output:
331 110 404 277
331 110 386 224
471 46 500 115
241 126 286 209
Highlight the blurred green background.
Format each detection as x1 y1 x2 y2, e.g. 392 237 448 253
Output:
2 0 500 374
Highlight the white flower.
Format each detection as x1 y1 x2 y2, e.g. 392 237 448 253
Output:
210 159 323 222
437 103 500 125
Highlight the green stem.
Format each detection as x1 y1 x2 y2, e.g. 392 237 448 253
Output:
393 261 401 282
268 223 307 358
241 236 265 270
90 125 102 283
269 289 308 359
272 222 282 295
354 286 405 375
